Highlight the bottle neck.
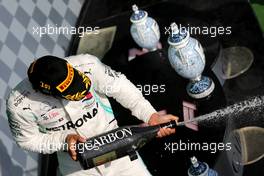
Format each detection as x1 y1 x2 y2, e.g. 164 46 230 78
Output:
159 121 177 129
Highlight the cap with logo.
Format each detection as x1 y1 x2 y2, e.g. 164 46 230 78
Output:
27 55 91 101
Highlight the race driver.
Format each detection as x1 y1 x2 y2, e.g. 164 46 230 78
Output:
6 54 178 176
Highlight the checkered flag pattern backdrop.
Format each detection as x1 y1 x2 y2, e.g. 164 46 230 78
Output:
0 0 84 175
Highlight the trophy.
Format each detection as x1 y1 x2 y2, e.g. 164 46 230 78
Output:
130 4 160 51
167 22 215 99
188 156 218 176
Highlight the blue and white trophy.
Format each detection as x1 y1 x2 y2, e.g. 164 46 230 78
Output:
130 4 160 51
188 156 218 176
168 22 215 99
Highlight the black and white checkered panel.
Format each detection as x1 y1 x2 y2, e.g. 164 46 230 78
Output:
0 0 84 175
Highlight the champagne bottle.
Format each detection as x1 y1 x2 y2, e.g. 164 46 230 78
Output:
76 121 177 170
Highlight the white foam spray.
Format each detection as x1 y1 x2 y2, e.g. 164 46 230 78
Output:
178 96 264 127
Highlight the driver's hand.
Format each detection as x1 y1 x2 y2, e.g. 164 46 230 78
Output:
66 134 86 160
148 113 179 138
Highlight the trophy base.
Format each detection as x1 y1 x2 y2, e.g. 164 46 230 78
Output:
187 76 215 99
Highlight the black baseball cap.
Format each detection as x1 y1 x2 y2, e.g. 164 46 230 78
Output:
27 55 91 101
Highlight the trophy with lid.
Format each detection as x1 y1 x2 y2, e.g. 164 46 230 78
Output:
167 22 215 99
188 156 218 176
130 4 160 51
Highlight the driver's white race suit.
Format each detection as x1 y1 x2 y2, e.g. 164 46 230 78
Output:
6 54 156 176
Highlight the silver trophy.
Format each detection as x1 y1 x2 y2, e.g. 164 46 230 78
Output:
130 4 160 51
167 22 215 99
188 156 218 176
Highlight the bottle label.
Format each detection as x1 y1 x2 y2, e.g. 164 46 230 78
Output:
85 128 133 150
93 151 117 166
